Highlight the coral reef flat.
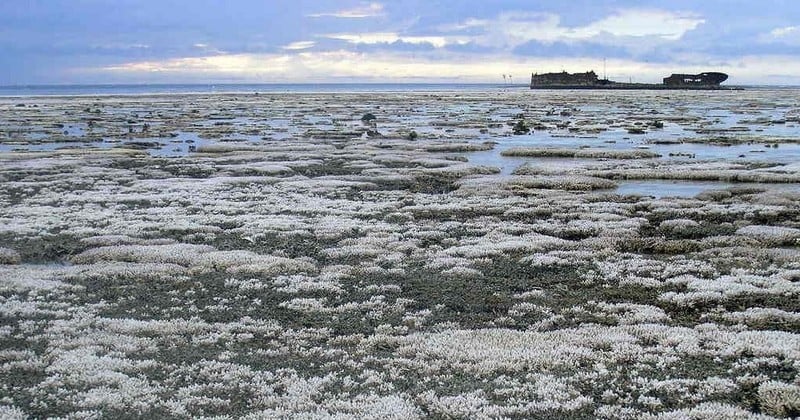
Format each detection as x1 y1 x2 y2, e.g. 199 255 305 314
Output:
1 88 800 418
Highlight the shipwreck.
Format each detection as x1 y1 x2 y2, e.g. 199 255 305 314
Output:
530 70 734 90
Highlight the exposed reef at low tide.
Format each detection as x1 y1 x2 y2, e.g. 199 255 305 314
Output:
1 88 799 418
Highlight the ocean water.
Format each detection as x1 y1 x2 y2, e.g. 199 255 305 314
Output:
2 84 798 97
0 83 512 97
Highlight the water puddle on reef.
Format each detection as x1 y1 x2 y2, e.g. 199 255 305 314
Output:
616 180 800 198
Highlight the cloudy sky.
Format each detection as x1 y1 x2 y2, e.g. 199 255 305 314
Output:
3 0 800 85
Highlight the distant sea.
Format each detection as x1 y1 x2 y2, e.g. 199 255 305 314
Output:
0 83 516 97
1 83 796 97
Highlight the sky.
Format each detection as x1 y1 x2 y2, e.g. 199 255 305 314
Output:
2 0 800 85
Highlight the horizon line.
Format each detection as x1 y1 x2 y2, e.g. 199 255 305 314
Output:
2 81 798 88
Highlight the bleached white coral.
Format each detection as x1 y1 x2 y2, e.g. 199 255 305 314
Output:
444 232 570 258
645 402 773 419
736 225 800 245
0 265 77 292
0 247 21 264
441 266 484 278
0 405 27 420
595 302 670 325
273 274 343 294
758 380 800 418
419 390 501 418
718 307 800 325
69 244 315 276
660 272 800 306
70 243 215 266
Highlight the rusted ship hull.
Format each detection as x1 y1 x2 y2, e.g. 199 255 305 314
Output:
529 84 738 90
530 70 738 90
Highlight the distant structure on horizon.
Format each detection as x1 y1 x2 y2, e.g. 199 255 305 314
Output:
530 70 733 90
529 70 603 87
662 72 728 87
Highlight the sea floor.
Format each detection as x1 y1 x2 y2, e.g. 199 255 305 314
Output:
1 89 799 418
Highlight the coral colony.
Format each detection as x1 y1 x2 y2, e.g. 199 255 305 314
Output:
2 88 800 418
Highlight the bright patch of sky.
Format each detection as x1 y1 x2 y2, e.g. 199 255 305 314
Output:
2 0 800 84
